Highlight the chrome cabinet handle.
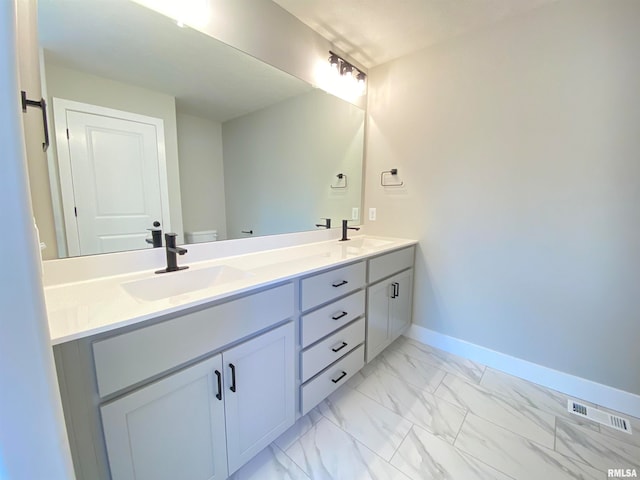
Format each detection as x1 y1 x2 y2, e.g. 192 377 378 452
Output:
332 311 348 320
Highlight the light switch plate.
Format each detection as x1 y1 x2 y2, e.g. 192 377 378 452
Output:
369 208 377 221
352 207 359 220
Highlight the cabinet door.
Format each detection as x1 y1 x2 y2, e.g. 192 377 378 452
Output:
100 355 228 480
223 322 295 474
366 280 392 363
389 270 413 338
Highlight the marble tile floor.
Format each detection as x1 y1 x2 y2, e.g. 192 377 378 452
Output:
231 336 640 480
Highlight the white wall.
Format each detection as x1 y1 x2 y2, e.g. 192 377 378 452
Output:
223 89 364 238
0 0 74 478
365 0 640 395
177 112 228 240
133 0 367 108
43 59 185 246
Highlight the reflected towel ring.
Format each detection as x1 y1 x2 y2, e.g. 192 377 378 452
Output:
380 169 404 187
330 173 348 189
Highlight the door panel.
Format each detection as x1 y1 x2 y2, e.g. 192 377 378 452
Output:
223 322 295 474
100 355 228 480
389 270 413 338
66 109 164 255
366 280 391 363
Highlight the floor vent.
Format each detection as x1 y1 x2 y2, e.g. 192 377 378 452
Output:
567 400 632 434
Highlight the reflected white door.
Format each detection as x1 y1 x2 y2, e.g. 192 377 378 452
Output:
54 98 171 256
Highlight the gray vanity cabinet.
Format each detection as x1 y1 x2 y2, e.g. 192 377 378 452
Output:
100 322 295 480
366 247 415 362
101 355 229 480
222 323 295 473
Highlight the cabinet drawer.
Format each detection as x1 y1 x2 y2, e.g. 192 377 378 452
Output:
93 283 294 398
301 318 365 382
300 290 365 347
300 344 364 415
368 246 415 284
301 262 365 311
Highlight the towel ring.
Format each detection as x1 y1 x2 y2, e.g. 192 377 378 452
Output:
380 169 404 187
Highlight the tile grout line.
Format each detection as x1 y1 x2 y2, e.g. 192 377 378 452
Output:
479 364 488 383
271 442 312 480
396 338 486 381
467 411 612 476
391 345 485 386
373 352 450 395
389 423 414 464
453 409 470 445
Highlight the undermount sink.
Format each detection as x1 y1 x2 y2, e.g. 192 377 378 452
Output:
343 237 394 250
121 265 253 301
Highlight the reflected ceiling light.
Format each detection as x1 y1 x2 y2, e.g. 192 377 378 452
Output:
328 51 366 96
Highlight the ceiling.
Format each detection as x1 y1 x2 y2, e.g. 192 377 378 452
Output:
272 0 557 68
38 0 311 122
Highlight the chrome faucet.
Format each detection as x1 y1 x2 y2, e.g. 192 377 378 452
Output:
340 219 360 241
315 218 331 229
156 233 188 273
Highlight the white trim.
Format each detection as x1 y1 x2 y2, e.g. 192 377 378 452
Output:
406 324 640 419
51 97 171 256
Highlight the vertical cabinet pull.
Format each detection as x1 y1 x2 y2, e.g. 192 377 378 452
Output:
229 363 237 392
390 282 399 298
395 282 400 297
214 370 222 401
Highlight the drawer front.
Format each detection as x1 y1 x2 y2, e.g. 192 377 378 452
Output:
368 246 415 284
93 283 294 398
301 290 365 347
301 344 364 415
301 318 365 382
301 261 365 311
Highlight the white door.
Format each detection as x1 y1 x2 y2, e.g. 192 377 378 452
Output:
223 322 295 474
100 355 228 480
54 98 171 256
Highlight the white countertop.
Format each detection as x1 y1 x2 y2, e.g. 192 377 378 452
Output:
45 235 416 345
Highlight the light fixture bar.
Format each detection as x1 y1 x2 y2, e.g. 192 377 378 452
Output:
328 51 366 83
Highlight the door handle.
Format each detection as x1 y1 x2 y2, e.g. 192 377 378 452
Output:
394 282 400 297
332 280 348 288
229 363 237 392
214 370 222 401
390 282 398 298
331 341 348 353
332 311 348 320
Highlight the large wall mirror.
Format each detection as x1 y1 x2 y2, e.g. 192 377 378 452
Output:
34 0 364 259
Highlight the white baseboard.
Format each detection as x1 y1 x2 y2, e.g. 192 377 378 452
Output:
406 324 640 419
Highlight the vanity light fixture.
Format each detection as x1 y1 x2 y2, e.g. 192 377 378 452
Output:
328 51 366 96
